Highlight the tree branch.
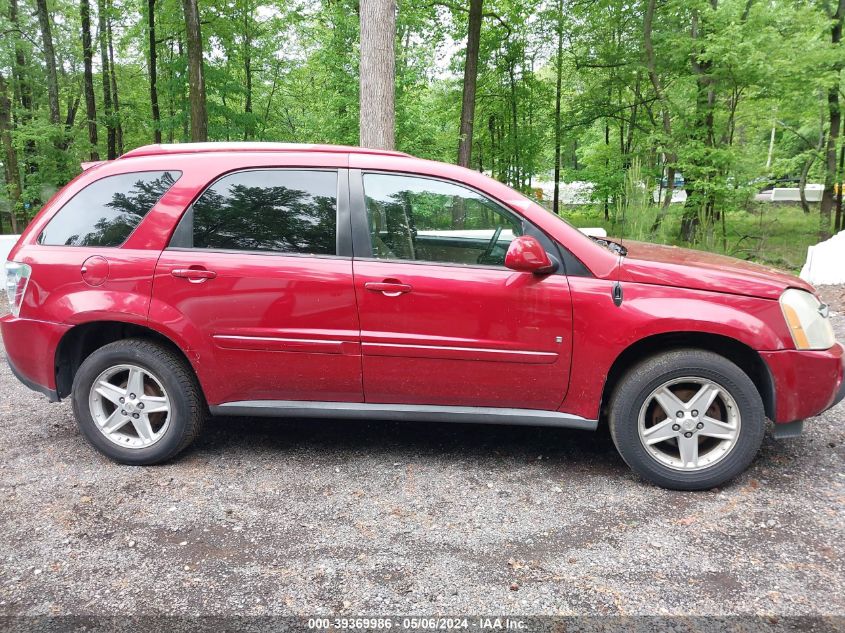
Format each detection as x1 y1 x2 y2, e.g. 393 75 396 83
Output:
428 1 511 36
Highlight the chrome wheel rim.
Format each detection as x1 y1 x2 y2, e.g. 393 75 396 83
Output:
88 364 171 449
637 377 741 471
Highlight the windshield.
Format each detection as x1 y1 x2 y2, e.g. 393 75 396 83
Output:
503 188 620 253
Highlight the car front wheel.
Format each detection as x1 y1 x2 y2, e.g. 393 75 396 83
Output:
609 349 766 490
71 339 205 465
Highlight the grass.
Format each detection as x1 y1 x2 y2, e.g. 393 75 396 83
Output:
561 202 827 272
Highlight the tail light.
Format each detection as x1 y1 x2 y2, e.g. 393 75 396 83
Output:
4 261 32 317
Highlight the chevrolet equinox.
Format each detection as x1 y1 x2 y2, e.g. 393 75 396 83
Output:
2 143 843 490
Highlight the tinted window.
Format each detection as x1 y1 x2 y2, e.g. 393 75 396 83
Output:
363 173 523 266
38 171 180 247
188 170 337 255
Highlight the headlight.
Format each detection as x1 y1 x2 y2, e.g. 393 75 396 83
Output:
4 261 31 317
779 288 836 350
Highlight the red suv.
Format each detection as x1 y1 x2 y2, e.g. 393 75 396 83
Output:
2 143 843 489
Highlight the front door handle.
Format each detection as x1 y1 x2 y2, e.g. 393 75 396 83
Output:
364 281 412 296
171 267 217 282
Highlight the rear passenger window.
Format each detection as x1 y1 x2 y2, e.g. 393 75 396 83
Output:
179 170 337 255
38 171 181 247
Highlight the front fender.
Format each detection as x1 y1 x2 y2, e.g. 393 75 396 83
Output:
560 278 792 420
621 294 789 352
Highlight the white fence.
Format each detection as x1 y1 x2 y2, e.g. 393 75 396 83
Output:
1 235 20 263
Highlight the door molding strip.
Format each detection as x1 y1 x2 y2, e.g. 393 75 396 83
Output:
361 342 558 364
210 400 596 430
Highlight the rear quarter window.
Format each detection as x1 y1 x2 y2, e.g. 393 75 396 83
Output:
38 171 181 247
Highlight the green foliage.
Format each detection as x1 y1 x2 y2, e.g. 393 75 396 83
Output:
0 0 841 254
615 157 661 242
566 203 821 272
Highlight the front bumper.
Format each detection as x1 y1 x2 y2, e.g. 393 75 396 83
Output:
761 342 845 424
831 369 845 411
0 314 68 401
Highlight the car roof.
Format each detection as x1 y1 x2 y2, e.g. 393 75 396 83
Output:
119 142 410 160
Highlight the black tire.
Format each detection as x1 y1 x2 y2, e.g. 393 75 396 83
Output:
71 338 205 465
608 349 765 491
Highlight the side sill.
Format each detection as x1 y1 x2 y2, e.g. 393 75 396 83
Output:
210 401 598 431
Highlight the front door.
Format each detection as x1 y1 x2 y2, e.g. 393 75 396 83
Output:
351 172 572 411
151 168 363 405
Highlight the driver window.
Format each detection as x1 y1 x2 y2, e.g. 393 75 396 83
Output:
363 173 523 266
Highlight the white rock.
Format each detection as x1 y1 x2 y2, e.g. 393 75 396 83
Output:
801 230 845 285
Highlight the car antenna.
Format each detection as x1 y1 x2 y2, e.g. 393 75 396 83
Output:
615 183 628 259
611 181 627 307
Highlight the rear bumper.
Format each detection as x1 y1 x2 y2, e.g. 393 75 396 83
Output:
0 314 68 401
6 353 59 401
761 342 845 424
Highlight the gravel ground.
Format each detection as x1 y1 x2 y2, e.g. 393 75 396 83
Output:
0 290 843 620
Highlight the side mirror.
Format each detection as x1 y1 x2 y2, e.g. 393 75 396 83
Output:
504 235 557 274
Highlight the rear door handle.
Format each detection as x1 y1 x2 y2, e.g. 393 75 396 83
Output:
364 281 412 296
171 267 217 282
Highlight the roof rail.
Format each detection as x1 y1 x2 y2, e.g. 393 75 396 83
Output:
81 160 111 171
119 142 410 160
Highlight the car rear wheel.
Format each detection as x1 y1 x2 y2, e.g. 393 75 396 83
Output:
72 339 205 465
609 349 766 490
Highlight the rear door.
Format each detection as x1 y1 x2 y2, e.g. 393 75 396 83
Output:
151 168 363 406
351 171 573 410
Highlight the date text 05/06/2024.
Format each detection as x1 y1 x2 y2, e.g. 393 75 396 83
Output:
306 617 527 630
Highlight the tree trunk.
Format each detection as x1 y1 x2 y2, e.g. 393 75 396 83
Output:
9 0 37 184
182 0 208 142
243 52 253 139
35 0 60 125
359 0 396 150
178 38 189 141
798 138 821 215
644 0 676 230
97 0 116 159
508 58 519 187
80 0 99 160
833 144 845 233
625 73 640 157
801 97 829 214
604 115 610 221
457 0 482 167
243 2 254 140
148 0 162 143
259 58 282 140
552 0 563 215
799 155 814 215
107 0 123 154
0 72 21 234
63 72 80 135
9 0 32 114
488 114 496 178
681 2 718 242
766 122 776 170
835 143 844 232
167 40 176 143
820 0 844 240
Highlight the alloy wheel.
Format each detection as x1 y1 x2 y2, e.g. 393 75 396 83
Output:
637 376 741 471
87 364 171 449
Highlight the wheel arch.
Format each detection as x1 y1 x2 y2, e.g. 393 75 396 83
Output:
600 331 776 422
54 320 198 400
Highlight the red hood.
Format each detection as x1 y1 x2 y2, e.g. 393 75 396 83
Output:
617 240 815 300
